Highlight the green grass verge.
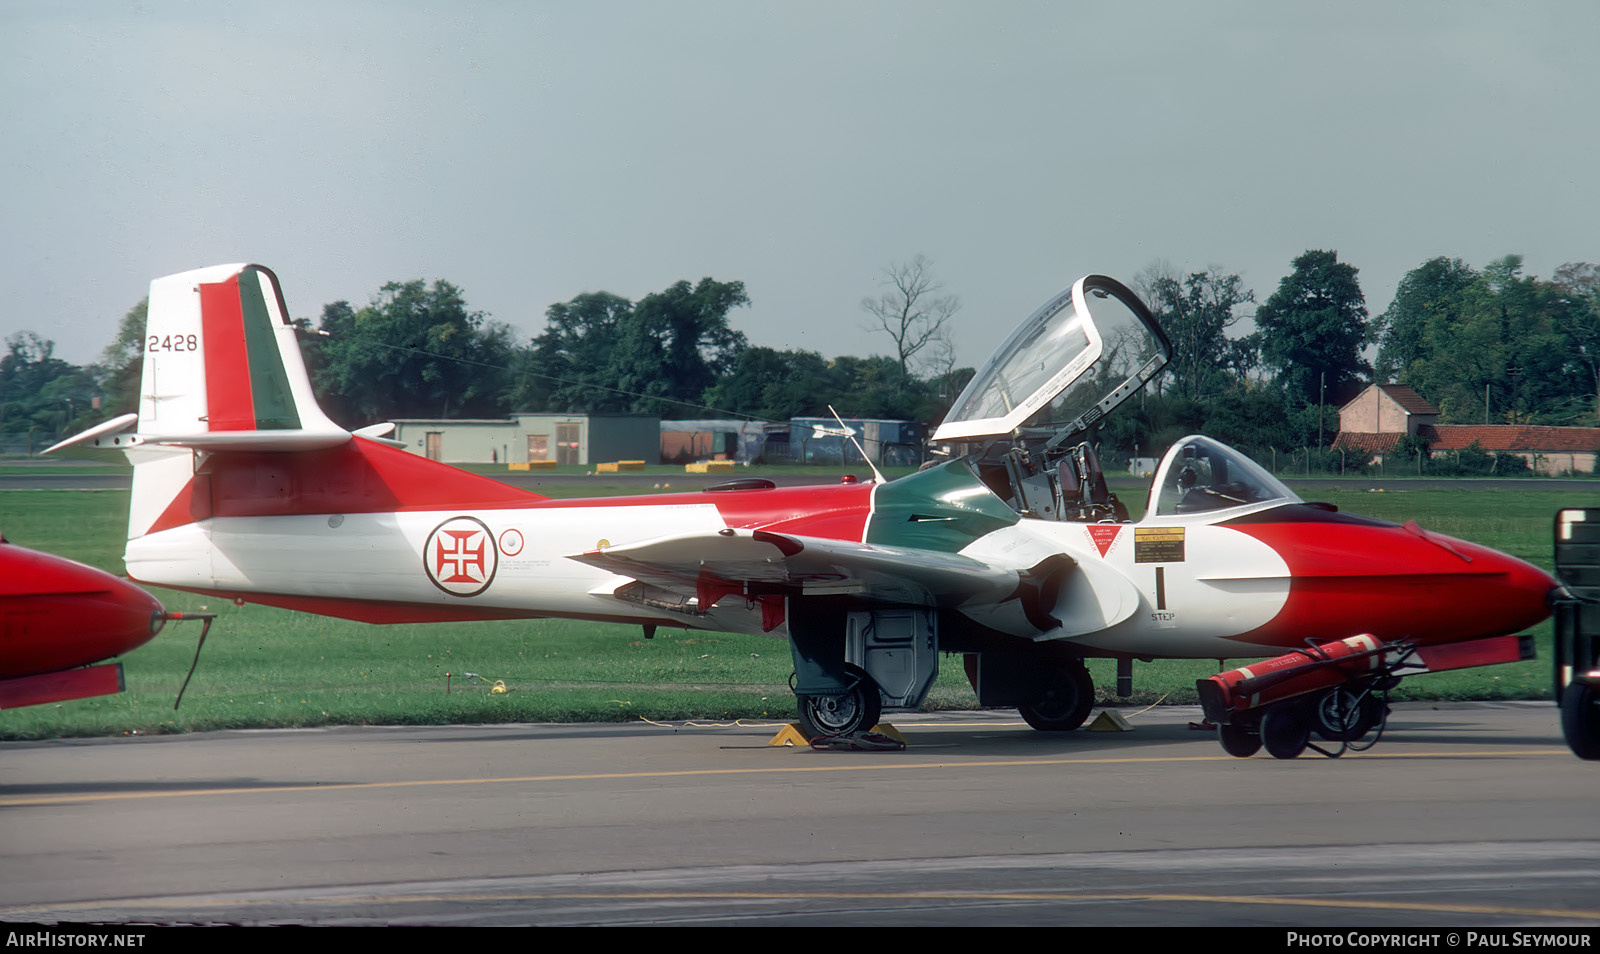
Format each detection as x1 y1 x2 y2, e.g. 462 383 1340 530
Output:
0 484 1586 739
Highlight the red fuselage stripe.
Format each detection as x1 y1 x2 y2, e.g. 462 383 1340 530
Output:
145 437 877 541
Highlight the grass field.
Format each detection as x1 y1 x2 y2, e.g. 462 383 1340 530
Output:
0 482 1587 739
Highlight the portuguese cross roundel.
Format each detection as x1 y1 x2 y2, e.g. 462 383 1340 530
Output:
424 516 499 597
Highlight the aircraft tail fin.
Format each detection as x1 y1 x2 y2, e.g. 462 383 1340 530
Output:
47 265 351 539
49 264 540 543
137 263 348 450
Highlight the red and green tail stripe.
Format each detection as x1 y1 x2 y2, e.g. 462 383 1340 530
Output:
199 266 301 431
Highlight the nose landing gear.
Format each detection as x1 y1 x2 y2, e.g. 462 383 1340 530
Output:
1016 658 1096 732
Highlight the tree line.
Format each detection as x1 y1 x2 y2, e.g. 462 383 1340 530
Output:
9 251 1599 467
1102 251 1600 471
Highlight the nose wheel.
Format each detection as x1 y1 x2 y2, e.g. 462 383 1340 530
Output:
1017 658 1096 732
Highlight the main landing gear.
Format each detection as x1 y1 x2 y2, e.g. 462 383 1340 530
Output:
795 663 882 739
961 646 1098 733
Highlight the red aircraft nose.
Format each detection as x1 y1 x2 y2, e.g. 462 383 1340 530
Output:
0 545 166 679
1233 518 1558 649
1436 531 1558 638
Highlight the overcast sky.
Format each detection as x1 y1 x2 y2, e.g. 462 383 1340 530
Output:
3 1 1596 377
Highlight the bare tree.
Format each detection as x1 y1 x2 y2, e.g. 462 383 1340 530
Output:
861 254 961 381
1133 260 1255 402
923 328 961 400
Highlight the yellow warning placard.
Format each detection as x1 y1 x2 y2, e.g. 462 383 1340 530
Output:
1134 526 1185 563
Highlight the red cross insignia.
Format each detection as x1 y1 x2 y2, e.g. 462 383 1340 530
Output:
424 516 498 596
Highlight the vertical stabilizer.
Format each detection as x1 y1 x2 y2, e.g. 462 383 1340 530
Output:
50 264 539 555
120 264 353 540
139 264 346 445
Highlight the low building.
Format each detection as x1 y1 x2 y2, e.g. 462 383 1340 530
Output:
390 413 660 465
1332 384 1600 475
1423 425 1600 475
659 420 783 464
788 417 927 467
1338 383 1439 438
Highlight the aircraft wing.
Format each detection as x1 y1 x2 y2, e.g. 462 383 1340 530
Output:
569 528 1039 608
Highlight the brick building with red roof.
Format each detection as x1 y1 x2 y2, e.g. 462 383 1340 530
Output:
1333 384 1600 475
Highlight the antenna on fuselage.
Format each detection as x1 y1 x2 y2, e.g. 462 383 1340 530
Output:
827 405 887 484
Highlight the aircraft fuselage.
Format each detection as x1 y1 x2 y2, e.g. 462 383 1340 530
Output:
125 450 1553 663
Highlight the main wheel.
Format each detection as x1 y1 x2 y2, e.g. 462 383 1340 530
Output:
1560 681 1600 760
796 663 881 739
1218 723 1262 758
1017 658 1095 731
1260 703 1311 759
1312 687 1380 742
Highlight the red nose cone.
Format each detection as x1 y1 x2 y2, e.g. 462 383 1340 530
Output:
0 545 166 679
1445 535 1558 638
1231 519 1558 649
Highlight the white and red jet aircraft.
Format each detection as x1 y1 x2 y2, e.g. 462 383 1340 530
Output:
48 265 1559 757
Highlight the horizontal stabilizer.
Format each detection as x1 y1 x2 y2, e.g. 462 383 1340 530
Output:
352 422 407 449
43 413 139 461
47 414 353 457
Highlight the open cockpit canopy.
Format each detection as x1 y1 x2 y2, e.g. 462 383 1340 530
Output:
930 277 1171 525
933 276 1170 444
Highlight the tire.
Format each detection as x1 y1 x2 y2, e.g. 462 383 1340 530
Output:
1218 723 1262 758
1260 703 1311 760
1018 658 1095 732
796 663 881 739
1560 681 1600 761
1312 687 1380 742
